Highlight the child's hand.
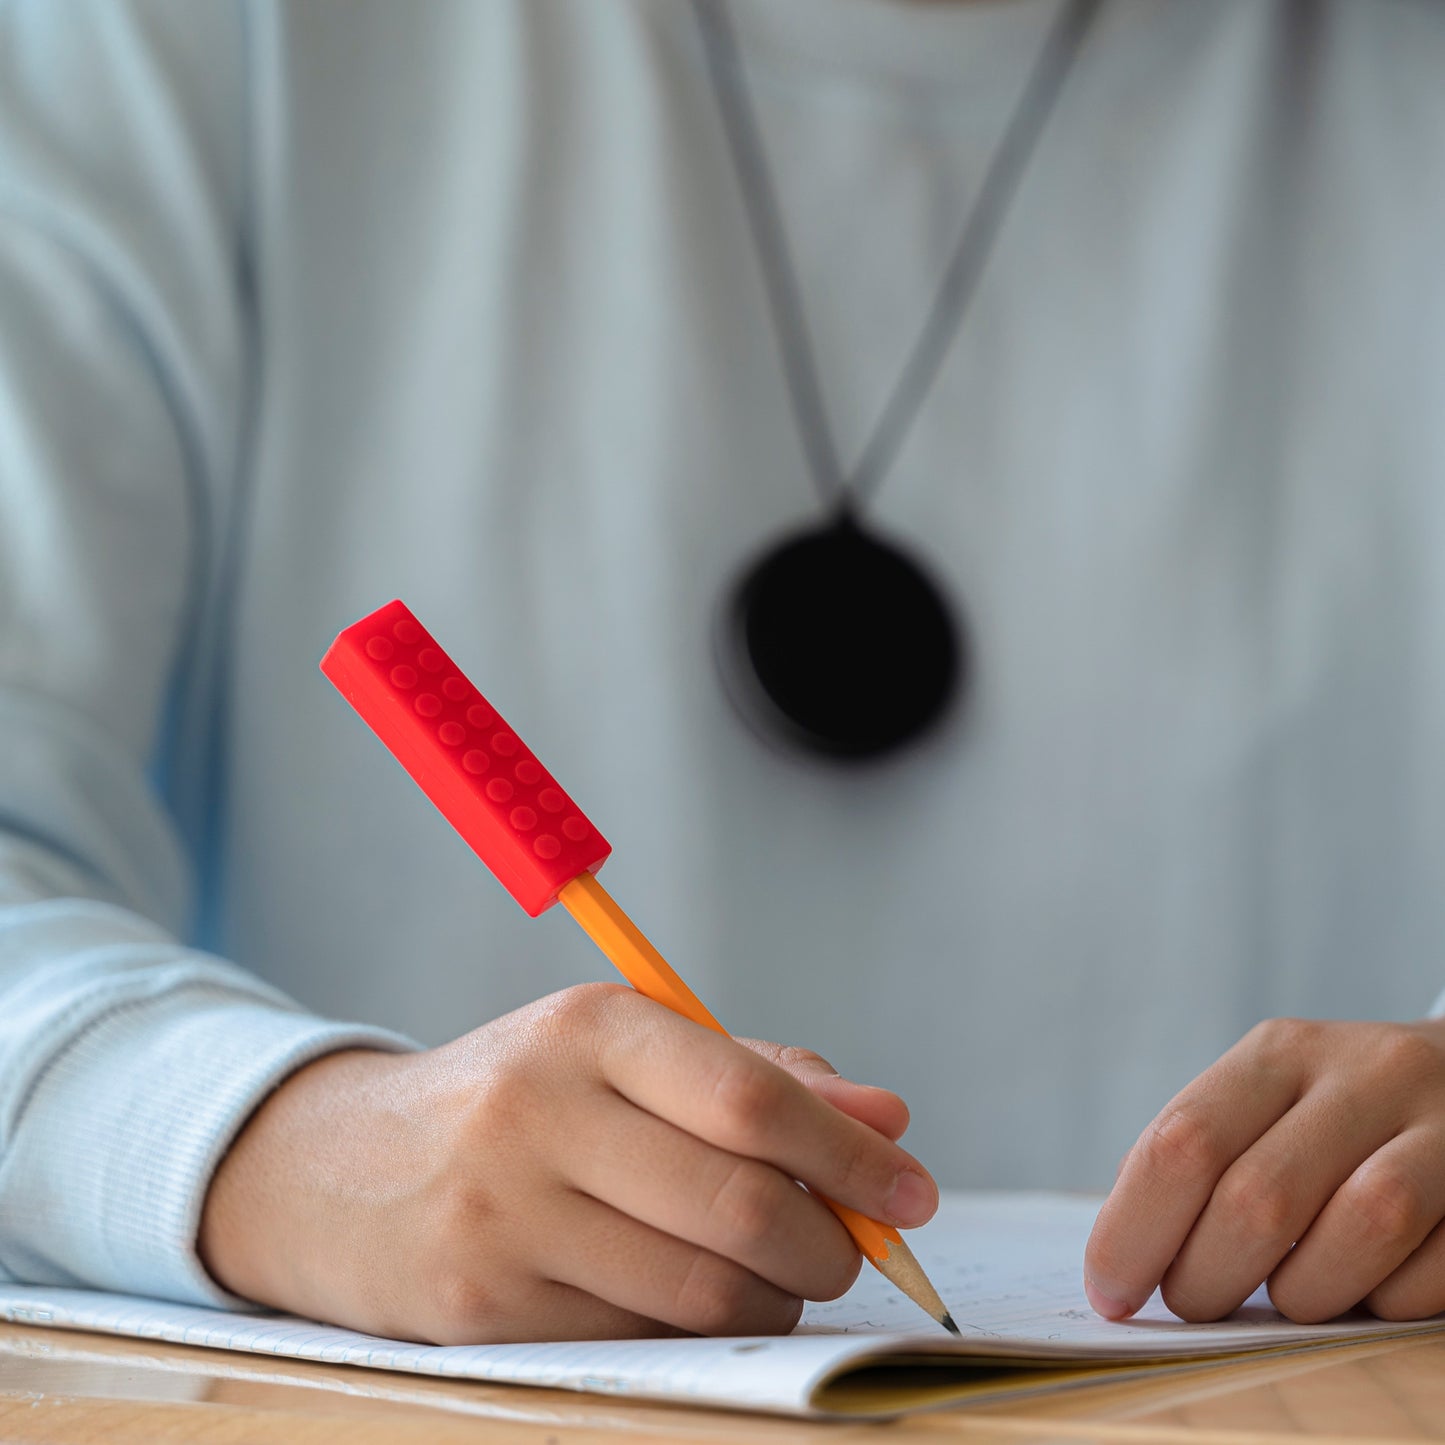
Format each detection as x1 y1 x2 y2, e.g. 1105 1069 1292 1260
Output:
198 982 936 1343
1084 1017 1445 1325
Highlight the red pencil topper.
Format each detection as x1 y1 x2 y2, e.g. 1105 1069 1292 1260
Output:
320 599 611 916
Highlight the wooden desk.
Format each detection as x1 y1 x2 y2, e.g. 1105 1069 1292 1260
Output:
3 1322 1443 1444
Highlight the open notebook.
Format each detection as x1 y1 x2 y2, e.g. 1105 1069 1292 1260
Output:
4 1191 1443 1419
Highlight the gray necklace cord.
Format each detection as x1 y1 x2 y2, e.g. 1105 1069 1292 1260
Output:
691 0 1103 515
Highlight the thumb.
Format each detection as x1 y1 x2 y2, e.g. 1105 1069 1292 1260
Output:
737 1040 911 1141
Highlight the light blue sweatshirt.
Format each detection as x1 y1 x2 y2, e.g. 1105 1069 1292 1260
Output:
3 0 1445 1309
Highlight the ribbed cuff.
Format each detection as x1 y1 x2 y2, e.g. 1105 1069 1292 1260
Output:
0 988 415 1306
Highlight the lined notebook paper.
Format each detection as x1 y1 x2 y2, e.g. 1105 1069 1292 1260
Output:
5 1191 1443 1419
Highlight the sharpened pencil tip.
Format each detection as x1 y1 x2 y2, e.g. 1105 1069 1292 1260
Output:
940 1312 961 1337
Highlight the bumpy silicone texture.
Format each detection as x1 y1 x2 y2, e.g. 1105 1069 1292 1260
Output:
321 599 611 916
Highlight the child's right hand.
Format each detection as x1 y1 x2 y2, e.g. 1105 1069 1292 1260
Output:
198 982 938 1343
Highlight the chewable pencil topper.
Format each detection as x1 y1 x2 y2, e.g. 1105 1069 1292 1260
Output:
320 598 611 917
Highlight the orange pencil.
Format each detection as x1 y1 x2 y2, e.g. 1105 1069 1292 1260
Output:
322 598 958 1336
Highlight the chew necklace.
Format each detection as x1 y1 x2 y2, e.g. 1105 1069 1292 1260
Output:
695 0 1101 759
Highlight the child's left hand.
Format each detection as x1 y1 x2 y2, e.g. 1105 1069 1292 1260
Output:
1084 1016 1445 1324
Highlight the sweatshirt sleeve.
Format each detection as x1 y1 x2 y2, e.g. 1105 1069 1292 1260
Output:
0 0 416 1307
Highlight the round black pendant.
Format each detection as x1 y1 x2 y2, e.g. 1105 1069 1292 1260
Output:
716 514 964 761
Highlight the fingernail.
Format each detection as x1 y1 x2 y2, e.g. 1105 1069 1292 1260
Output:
886 1170 936 1227
1084 1277 1136 1321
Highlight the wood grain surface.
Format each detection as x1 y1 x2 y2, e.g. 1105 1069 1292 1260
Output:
3 1322 1444 1444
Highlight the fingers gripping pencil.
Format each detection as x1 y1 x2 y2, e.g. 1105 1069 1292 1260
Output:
321 599 959 1336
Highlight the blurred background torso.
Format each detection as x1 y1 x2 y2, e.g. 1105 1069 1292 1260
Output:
145 0 1445 1191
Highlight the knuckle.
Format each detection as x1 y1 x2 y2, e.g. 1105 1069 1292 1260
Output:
1250 1015 1313 1050
428 1177 500 1260
829 1125 887 1202
1343 1165 1430 1246
1245 1016 1319 1070
709 1058 785 1145
470 1058 537 1139
538 981 629 1035
1374 1028 1443 1089
1216 1164 1296 1243
511 982 634 1080
672 1252 760 1336
430 1269 502 1342
708 1159 781 1252
1136 1107 1225 1184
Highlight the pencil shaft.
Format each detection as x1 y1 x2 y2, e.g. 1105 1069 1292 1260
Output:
556 872 954 1331
559 871 727 1035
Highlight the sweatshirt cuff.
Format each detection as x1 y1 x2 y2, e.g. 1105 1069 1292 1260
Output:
0 987 416 1307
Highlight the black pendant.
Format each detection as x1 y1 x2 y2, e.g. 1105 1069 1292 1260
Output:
716 514 963 761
